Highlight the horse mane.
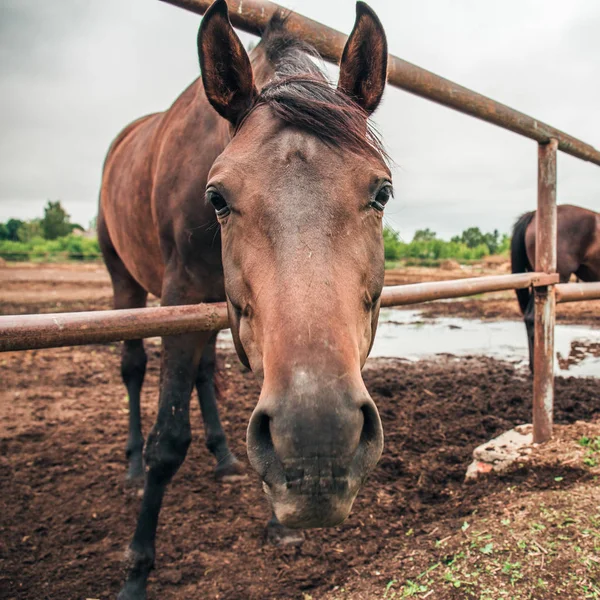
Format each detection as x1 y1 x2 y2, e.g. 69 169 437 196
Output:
259 13 323 79
238 14 388 164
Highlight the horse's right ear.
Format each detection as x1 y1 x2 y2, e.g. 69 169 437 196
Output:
338 2 388 114
198 0 257 125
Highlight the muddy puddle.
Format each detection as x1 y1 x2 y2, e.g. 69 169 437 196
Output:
217 309 600 377
372 309 600 377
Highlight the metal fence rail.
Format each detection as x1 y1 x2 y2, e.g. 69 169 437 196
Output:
555 282 600 303
380 272 558 307
0 272 575 352
0 304 229 352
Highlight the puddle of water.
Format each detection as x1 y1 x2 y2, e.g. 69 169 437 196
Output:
217 309 600 378
372 309 600 378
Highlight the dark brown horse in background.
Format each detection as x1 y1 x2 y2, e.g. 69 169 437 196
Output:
511 204 600 371
99 1 391 597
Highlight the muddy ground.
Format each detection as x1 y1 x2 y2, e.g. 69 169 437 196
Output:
0 262 599 599
1 346 599 600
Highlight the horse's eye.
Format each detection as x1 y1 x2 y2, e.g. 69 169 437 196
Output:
206 187 230 218
371 183 393 212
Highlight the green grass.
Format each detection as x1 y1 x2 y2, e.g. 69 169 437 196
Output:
0 234 101 261
383 227 510 264
579 436 600 468
373 498 600 599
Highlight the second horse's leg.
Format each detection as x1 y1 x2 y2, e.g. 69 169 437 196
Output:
196 334 244 481
122 339 147 482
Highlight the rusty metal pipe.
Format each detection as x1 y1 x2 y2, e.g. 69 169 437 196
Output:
0 273 557 352
0 304 229 352
555 282 600 303
159 0 600 166
380 272 557 308
532 139 558 444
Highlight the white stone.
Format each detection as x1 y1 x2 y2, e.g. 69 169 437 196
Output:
466 424 533 480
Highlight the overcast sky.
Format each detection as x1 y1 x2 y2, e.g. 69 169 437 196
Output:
1 0 599 240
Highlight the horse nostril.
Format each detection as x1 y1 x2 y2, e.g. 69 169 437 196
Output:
249 411 273 455
360 401 381 446
247 409 279 482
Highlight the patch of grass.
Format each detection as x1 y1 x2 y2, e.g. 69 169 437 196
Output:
502 561 524 585
0 234 101 262
479 543 494 555
374 489 600 600
578 436 600 451
578 436 600 468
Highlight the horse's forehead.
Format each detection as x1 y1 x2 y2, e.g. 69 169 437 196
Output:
271 128 321 164
237 112 340 167
211 107 385 192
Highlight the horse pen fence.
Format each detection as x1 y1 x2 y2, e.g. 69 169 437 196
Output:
1 0 600 446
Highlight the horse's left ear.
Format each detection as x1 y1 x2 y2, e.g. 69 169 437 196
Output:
338 1 388 114
198 0 258 125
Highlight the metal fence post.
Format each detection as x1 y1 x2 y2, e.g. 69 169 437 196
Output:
533 139 558 443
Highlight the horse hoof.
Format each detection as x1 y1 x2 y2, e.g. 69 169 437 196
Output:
119 548 152 600
126 456 145 484
117 581 147 600
267 521 306 547
125 470 145 491
125 471 144 483
215 455 247 483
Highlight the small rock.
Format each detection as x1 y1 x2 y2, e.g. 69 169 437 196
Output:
161 569 183 585
466 424 533 480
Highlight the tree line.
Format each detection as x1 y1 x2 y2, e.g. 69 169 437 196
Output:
0 201 84 242
0 201 100 261
383 226 511 264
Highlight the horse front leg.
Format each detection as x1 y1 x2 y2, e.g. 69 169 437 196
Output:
121 339 147 483
118 331 208 600
196 334 245 481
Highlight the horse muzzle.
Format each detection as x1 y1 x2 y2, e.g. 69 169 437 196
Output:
246 388 383 529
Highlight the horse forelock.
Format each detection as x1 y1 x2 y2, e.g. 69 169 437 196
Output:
236 14 388 165
258 12 323 80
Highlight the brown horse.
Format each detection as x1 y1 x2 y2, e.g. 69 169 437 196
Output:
99 1 390 597
511 203 600 370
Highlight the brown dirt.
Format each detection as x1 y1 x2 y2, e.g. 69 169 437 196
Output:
1 262 599 599
1 345 599 600
0 263 158 315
